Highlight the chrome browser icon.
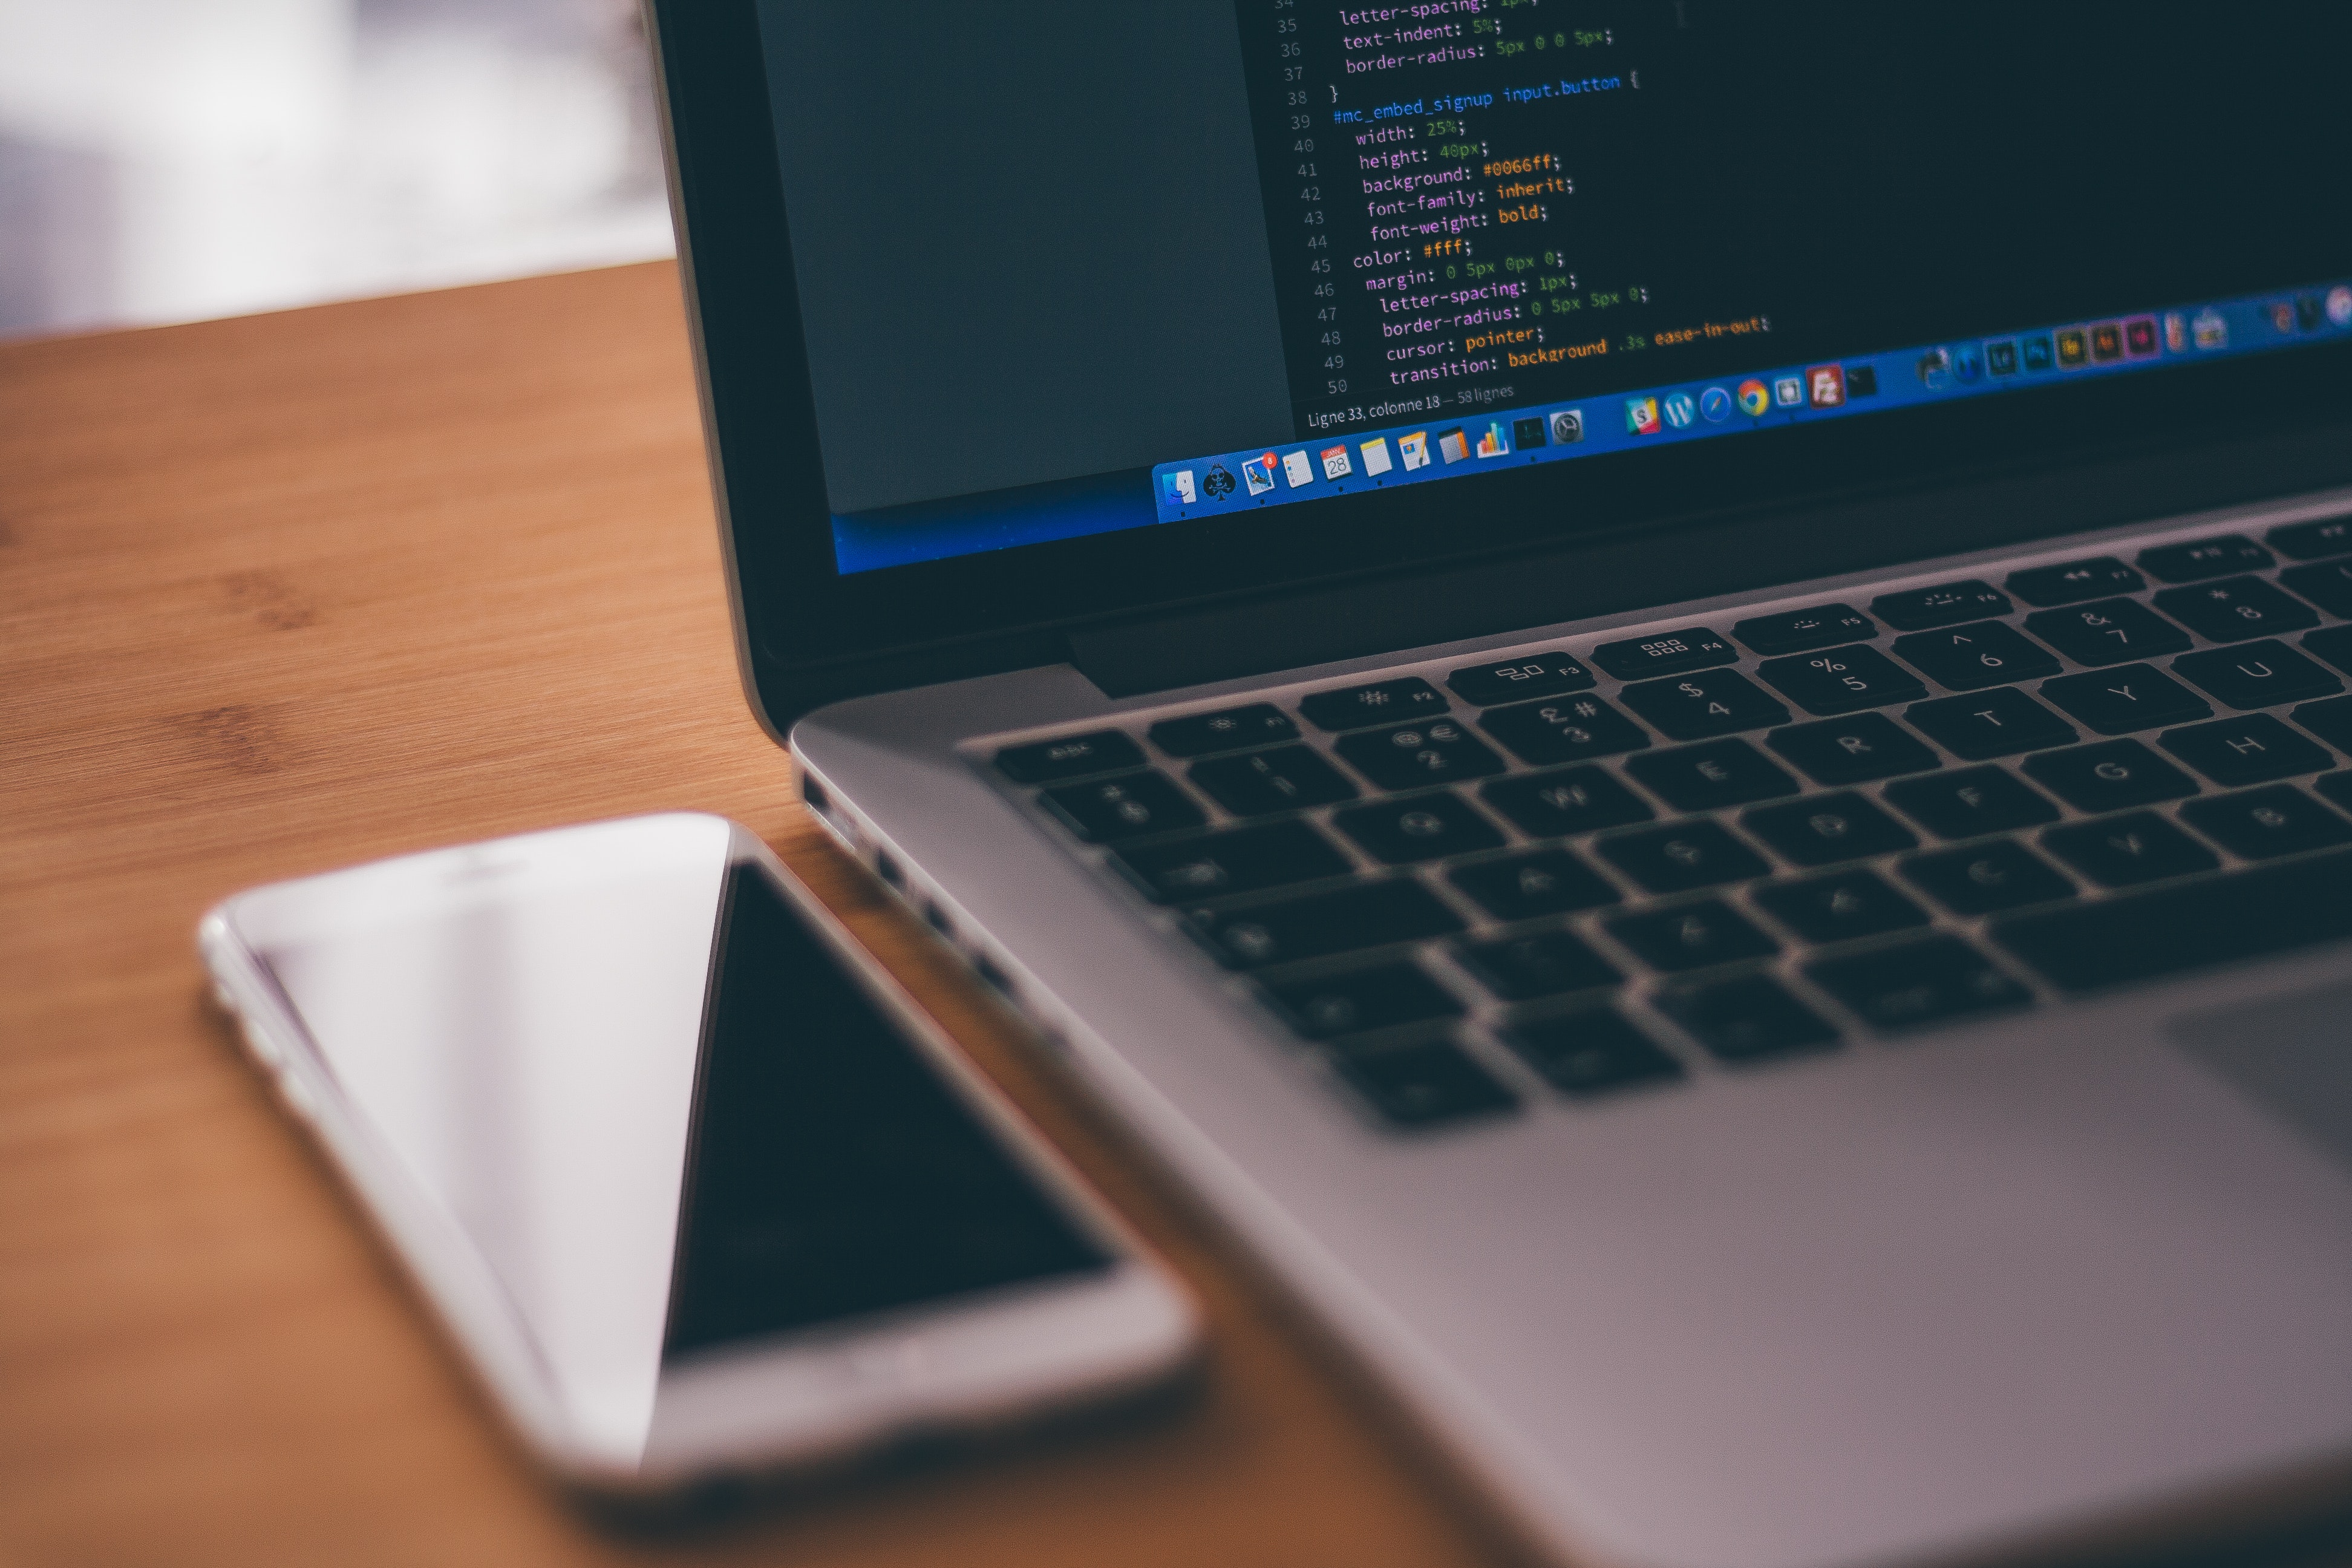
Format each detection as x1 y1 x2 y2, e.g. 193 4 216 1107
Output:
1736 378 1771 417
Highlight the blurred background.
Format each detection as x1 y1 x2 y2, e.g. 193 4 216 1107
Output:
0 0 675 341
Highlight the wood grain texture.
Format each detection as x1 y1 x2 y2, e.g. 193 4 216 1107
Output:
0 266 1517 1568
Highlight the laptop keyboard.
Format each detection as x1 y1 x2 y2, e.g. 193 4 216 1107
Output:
984 515 2352 1132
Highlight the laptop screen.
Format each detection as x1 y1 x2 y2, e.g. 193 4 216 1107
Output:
754 3 2351 578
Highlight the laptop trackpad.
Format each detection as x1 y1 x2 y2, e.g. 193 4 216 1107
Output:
2172 979 2352 1171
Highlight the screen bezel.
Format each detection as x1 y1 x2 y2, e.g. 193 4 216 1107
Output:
648 0 2352 728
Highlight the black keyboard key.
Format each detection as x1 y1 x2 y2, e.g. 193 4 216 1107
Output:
1331 1039 1517 1129
1333 792 1505 865
1871 579 2011 630
1446 651 1595 707
1756 644 1926 715
1885 765 2062 840
1900 841 2076 915
1892 621 2062 691
2172 641 2344 710
1478 765 1653 837
1109 820 1352 903
1622 739 1798 811
1768 713 1941 784
2315 773 2352 812
1733 603 1877 655
1448 849 1621 921
1480 693 1651 765
1298 676 1448 732
1041 771 1205 842
1589 626 1737 680
2160 714 2335 787
1186 879 1463 969
1606 900 1779 972
1262 961 1463 1040
1502 1010 1682 1097
1457 930 1621 1001
2036 665 2210 734
1189 745 1359 815
2269 516 2352 561
2293 696 2352 753
1905 688 2075 760
1751 869 1930 944
2040 812 2219 888
1595 821 1771 894
1658 974 1838 1063
1148 704 1298 757
1741 792 1918 866
1619 669 1791 740
1991 845 2352 993
1806 936 2033 1032
2281 559 2352 619
2138 534 2273 583
996 730 1143 782
2153 577 2320 643
2005 556 2144 607
2023 598 2193 667
2306 626 2352 676
2179 785 2352 860
1333 717 1506 790
2021 739 2200 812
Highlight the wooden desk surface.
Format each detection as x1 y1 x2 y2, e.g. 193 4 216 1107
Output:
0 264 1511 1568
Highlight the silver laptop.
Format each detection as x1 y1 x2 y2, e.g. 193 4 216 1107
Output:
646 4 2352 1563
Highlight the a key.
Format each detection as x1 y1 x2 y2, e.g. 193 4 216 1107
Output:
2158 714 2335 788
2305 626 2352 676
1261 961 1463 1040
1871 579 2011 630
2171 641 2343 710
1740 792 1918 866
2022 598 2192 666
2137 534 2273 583
1732 603 1877 655
1992 846 2352 992
1333 792 1505 865
1618 668 1791 740
1751 869 1930 943
996 730 1143 782
2280 559 2352 619
1884 765 2061 840
1622 739 1799 811
1892 621 2062 691
1899 840 2076 915
1767 713 1941 784
1605 899 1780 972
1189 745 1359 815
1657 974 1838 1063
2020 739 2200 812
1501 1009 1683 1097
2178 785 2352 860
2005 556 2144 607
1184 879 1462 969
2268 516 2352 561
2036 665 2211 734
2292 696 2352 753
1333 717 1506 789
1040 771 1204 842
1330 1040 1517 1128
1755 644 1926 715
1594 821 1771 894
2322 773 2352 813
1148 704 1298 757
1588 626 1736 681
2039 812 2219 888
1478 765 1653 837
1446 849 1621 920
2153 577 2320 643
1108 820 1353 903
1298 676 1448 732
1455 930 1622 1000
1805 936 2033 1031
1479 692 1651 765
1904 688 2075 759
1446 651 1595 707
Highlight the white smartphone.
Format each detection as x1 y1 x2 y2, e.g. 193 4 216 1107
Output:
197 812 1199 1497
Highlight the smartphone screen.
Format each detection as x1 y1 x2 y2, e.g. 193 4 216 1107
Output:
243 820 1111 1468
